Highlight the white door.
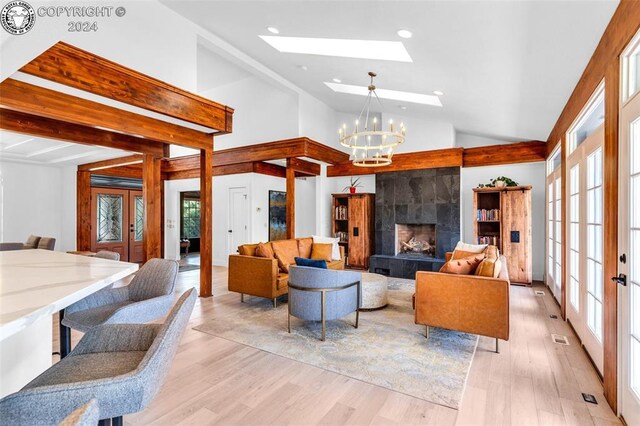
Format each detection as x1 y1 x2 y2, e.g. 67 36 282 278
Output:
228 187 249 255
619 88 640 425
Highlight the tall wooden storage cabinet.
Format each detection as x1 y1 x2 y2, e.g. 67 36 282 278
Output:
473 186 532 284
332 193 375 269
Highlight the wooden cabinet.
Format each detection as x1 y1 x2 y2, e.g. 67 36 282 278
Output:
473 186 532 285
332 193 374 269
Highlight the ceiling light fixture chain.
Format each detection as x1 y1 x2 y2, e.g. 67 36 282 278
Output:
338 72 405 167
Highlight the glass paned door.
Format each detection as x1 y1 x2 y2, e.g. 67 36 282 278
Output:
96 194 123 243
128 191 144 263
586 148 604 341
91 188 129 261
569 164 580 311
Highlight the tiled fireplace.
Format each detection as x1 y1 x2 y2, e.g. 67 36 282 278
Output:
395 224 436 257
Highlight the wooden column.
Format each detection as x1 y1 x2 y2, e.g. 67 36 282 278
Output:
76 170 91 251
603 60 619 411
200 146 213 297
286 159 295 239
142 154 162 261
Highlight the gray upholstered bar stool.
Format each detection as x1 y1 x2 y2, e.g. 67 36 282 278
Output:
94 250 121 261
0 398 99 426
59 258 178 357
0 289 196 426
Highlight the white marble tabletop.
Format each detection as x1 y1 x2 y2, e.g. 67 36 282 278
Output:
0 249 138 341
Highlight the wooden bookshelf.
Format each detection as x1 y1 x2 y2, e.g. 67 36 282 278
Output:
473 186 532 284
331 193 374 269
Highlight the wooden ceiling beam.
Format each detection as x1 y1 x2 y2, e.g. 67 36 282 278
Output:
78 154 143 171
20 42 233 133
462 141 546 167
0 109 168 158
0 78 212 150
252 161 286 178
214 138 308 166
303 138 349 165
287 157 321 176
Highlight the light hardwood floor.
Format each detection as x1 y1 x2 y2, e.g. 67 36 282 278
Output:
53 267 621 425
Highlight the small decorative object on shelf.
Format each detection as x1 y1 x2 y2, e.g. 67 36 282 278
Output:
477 176 519 188
343 176 362 194
335 205 348 220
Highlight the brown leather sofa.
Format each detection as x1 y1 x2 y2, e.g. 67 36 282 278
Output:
228 237 345 306
414 252 510 352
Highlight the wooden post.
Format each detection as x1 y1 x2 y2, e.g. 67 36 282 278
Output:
200 146 213 297
76 170 91 251
142 154 162 261
286 159 295 239
602 60 619 411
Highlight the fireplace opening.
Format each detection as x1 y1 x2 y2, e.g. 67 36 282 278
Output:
395 224 436 257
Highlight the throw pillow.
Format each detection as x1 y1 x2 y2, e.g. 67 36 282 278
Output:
312 235 341 260
238 244 258 256
294 256 327 269
310 243 333 262
255 242 274 259
439 254 484 275
297 237 313 258
475 245 501 277
452 241 487 260
271 239 300 273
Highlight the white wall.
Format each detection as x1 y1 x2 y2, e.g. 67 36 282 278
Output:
455 131 516 148
295 177 316 238
460 162 546 281
0 160 76 252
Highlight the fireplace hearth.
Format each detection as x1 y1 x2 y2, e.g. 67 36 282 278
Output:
395 224 436 256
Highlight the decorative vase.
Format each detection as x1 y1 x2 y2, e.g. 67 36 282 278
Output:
495 180 506 188
349 187 356 194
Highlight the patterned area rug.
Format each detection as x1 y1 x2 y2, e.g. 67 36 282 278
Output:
193 278 477 409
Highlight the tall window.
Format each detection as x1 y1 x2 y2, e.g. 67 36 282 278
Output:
548 181 555 284
181 192 201 239
547 145 562 302
586 148 603 341
569 165 580 311
555 177 562 298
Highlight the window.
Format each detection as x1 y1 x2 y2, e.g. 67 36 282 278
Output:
568 83 604 154
97 194 123 243
622 30 640 102
548 181 555 283
586 148 603 341
569 164 580 311
555 177 562 297
548 145 561 175
181 192 201 239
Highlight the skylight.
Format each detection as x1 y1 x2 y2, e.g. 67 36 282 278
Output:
324 82 442 107
259 36 413 62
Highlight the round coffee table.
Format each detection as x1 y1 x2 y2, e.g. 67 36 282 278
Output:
360 272 388 310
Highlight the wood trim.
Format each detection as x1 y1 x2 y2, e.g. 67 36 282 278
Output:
303 138 350 165
252 162 286 178
546 0 640 155
142 154 162 261
286 159 296 239
91 165 144 179
603 60 619 411
463 141 546 167
78 155 143 171
0 109 167 157
0 78 213 150
214 138 308 166
560 136 568 321
76 170 91 251
20 42 233 132
200 147 214 298
286 157 321 176
327 148 464 177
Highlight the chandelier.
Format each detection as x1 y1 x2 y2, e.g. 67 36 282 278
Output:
338 72 405 167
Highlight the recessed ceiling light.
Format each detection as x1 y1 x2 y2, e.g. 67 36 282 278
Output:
266 26 280 34
259 35 412 62
324 82 442 107
433 90 444 96
332 78 342 83
398 105 407 110
299 65 308 71
397 29 413 39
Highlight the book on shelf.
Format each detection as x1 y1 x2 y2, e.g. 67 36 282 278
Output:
335 205 348 220
334 231 348 243
478 236 500 246
476 209 500 221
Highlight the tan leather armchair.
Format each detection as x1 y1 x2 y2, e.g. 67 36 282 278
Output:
414 254 510 352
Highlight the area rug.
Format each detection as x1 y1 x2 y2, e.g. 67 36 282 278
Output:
193 278 477 409
178 264 199 273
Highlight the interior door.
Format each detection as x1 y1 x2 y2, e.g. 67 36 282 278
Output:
228 187 249 254
128 191 144 263
619 89 640 425
91 188 129 261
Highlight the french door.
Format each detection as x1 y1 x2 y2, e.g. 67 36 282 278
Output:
619 84 640 425
546 161 562 303
90 188 144 262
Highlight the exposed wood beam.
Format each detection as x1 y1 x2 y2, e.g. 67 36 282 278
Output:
546 0 640 155
303 138 350 165
76 171 91 251
0 109 167 157
327 148 464 177
142 154 162 261
286 159 296 239
0 78 212 150
78 155 143 171
200 147 214 298
462 141 546 167
252 161 286 178
20 42 233 133
287 157 321 176
214 138 308 166
90 165 145 180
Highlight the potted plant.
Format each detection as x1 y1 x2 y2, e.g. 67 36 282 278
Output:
343 177 362 194
478 176 519 188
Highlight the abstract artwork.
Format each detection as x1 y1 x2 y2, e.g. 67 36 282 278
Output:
268 190 287 241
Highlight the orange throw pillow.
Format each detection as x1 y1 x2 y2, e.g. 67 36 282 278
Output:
439 254 484 275
475 245 501 277
255 243 274 259
297 237 313 258
451 249 484 260
271 239 300 273
311 243 333 262
238 244 258 256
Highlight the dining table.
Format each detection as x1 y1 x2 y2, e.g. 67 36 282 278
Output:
0 249 138 398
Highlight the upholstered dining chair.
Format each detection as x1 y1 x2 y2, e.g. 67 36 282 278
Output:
37 237 56 250
0 289 196 425
60 258 179 356
94 250 121 261
0 242 24 251
287 266 362 341
0 398 100 426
